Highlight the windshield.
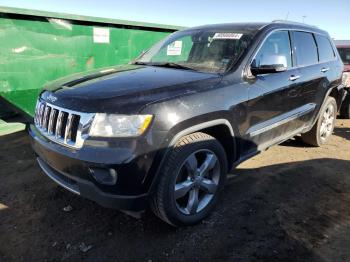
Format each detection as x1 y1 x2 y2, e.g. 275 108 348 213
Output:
134 29 256 73
338 48 350 65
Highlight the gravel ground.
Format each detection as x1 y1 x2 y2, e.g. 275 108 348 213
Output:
0 119 349 262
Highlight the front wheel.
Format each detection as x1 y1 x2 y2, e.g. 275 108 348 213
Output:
151 132 227 227
301 96 337 146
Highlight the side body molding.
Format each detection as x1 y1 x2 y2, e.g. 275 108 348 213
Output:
246 103 316 137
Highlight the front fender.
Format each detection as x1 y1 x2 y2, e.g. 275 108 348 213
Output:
145 116 235 194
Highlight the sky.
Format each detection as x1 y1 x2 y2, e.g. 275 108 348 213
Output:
0 0 349 39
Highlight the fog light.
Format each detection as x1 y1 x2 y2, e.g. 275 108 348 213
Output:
89 168 118 185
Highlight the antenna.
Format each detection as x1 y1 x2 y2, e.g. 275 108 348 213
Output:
302 15 307 23
285 11 290 21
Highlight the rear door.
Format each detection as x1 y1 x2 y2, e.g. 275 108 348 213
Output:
314 33 339 105
289 31 333 126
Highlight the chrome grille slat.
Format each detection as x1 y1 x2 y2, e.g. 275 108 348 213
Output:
64 113 73 142
34 101 40 124
39 103 45 127
56 111 64 139
34 100 94 149
47 109 57 135
43 106 51 130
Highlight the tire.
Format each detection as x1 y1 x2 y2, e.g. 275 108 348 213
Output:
301 96 337 146
151 132 227 227
339 93 350 119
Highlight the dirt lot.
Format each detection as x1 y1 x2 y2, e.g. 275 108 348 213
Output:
1 119 349 262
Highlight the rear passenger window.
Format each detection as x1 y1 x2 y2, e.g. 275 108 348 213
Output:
315 35 335 62
293 31 318 66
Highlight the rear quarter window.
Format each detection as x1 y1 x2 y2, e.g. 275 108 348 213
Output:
293 31 318 66
337 48 350 65
315 35 335 62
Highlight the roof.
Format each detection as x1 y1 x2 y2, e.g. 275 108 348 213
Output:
334 40 350 47
271 20 319 28
187 22 268 32
181 21 328 35
0 6 184 31
270 21 328 35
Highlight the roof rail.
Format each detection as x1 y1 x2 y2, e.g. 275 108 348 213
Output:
271 20 319 28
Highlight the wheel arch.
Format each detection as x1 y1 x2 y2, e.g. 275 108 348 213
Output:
329 85 345 110
306 85 345 132
147 119 237 194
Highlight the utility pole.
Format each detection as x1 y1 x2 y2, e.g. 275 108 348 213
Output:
302 15 307 23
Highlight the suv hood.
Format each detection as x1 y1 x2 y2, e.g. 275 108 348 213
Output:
41 65 221 114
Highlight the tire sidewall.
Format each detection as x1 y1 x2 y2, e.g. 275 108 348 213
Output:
316 97 337 145
160 137 227 226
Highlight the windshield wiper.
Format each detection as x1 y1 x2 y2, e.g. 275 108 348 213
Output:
149 62 196 71
132 61 196 71
132 61 151 65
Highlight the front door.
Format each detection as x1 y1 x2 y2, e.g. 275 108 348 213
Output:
244 30 306 151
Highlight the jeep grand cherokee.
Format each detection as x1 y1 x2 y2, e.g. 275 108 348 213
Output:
30 21 345 226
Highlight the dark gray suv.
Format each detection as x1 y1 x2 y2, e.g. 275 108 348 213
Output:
30 21 345 226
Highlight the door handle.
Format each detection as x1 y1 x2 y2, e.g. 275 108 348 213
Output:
321 67 330 73
289 75 300 81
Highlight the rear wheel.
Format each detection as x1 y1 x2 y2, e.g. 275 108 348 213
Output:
151 132 227 227
301 97 337 146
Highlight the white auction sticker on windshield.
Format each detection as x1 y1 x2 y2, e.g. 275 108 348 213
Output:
213 33 243 40
167 41 182 55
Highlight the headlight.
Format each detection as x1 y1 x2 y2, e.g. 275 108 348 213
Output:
89 114 153 137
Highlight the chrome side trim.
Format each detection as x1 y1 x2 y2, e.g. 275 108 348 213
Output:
247 103 316 137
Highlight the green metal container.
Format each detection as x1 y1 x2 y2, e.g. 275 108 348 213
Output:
0 6 180 117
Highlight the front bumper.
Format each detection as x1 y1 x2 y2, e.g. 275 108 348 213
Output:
36 157 148 211
29 124 158 211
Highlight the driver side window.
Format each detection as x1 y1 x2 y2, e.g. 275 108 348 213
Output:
254 31 292 69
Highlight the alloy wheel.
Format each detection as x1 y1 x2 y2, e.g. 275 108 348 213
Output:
173 149 220 215
320 103 335 141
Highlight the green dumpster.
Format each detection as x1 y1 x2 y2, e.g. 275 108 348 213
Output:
0 6 181 117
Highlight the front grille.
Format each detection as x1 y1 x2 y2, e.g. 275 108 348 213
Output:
34 100 94 149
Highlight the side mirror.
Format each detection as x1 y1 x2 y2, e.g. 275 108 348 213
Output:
251 64 287 75
250 55 288 75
